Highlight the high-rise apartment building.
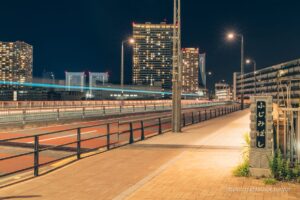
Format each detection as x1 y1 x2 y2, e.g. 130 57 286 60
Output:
182 48 199 93
0 41 33 88
132 22 174 90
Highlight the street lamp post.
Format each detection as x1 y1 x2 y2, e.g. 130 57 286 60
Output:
172 0 182 133
227 32 245 110
246 59 257 95
121 38 135 97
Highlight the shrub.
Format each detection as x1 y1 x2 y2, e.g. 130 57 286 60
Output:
264 178 277 185
233 132 250 177
233 160 250 177
269 149 300 181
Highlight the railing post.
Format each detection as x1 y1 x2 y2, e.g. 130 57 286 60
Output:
141 121 145 140
154 104 156 111
22 109 26 124
144 105 147 111
103 106 106 115
82 107 85 119
198 111 201 122
34 135 39 177
204 110 207 120
210 109 212 119
183 113 186 127
129 122 134 144
107 124 110 150
158 118 162 134
120 106 122 113
192 112 195 124
133 105 135 112
57 108 60 121
77 128 81 159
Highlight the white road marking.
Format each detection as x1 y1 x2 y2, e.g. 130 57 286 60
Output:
26 130 97 144
2 120 105 133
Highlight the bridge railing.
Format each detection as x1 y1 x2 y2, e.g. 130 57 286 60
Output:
0 102 228 125
0 100 211 109
0 104 241 180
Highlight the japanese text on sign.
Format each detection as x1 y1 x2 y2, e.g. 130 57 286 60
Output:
256 101 266 148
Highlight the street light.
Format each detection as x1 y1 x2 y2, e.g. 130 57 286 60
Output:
246 59 257 95
121 38 135 97
226 31 244 109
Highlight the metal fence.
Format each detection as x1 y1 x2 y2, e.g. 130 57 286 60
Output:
0 100 212 109
276 107 300 164
0 102 227 125
0 104 241 179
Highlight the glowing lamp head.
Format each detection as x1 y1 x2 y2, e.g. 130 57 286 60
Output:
227 33 235 40
129 38 135 44
208 71 212 76
246 59 251 64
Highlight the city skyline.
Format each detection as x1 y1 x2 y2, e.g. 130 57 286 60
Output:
0 0 300 87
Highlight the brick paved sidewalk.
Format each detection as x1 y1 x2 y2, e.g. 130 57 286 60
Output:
125 149 300 200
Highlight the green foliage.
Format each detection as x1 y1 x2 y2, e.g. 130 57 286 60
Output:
242 132 250 161
269 149 300 181
233 160 250 177
233 132 250 177
264 178 278 185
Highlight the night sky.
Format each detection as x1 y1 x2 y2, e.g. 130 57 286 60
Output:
1 0 300 88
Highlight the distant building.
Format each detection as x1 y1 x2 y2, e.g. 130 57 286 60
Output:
89 72 109 87
42 70 55 84
65 72 86 92
0 41 33 88
215 82 232 101
182 48 199 93
132 22 174 90
199 53 206 88
233 58 300 105
88 72 109 96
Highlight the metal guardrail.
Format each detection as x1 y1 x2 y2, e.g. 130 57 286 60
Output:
0 104 241 179
0 100 210 109
0 102 227 125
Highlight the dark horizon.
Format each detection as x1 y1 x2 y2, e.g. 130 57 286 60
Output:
1 0 300 87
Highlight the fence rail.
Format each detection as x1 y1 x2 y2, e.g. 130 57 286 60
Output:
0 102 228 125
0 104 241 179
0 100 213 109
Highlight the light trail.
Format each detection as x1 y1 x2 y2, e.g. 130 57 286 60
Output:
0 81 201 97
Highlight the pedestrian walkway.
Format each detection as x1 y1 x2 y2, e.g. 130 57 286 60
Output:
0 110 299 200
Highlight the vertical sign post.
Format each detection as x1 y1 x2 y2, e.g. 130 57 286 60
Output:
250 96 273 177
256 101 266 148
